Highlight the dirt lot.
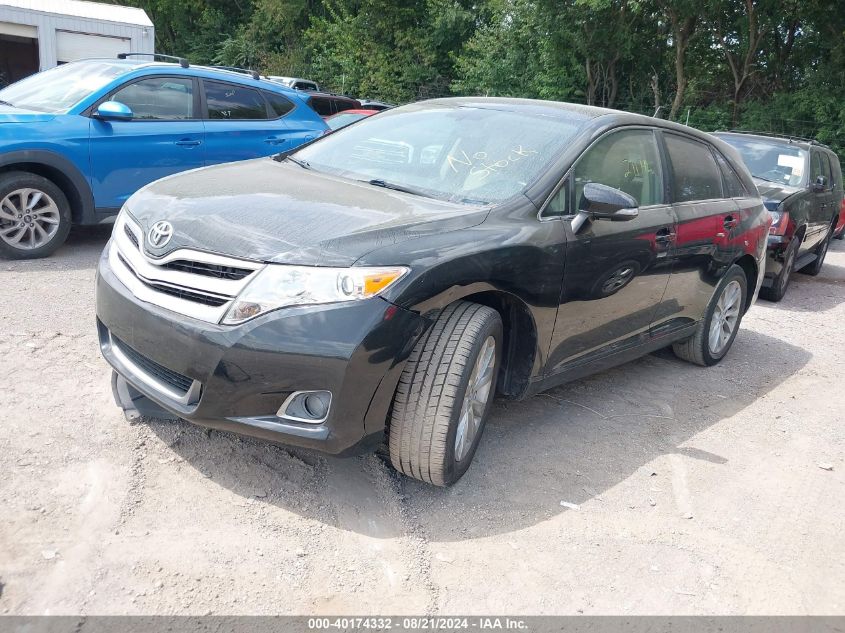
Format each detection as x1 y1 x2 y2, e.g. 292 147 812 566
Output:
0 226 843 615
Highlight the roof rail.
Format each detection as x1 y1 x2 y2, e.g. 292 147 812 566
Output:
724 129 829 148
204 65 261 80
117 53 189 68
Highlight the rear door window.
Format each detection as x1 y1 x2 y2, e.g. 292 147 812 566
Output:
665 134 724 202
204 80 268 120
111 76 194 120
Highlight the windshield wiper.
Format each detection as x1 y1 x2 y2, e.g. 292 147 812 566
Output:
0 100 14 107
286 155 311 170
752 174 781 184
363 178 432 198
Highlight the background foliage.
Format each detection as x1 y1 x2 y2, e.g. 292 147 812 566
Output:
112 0 845 155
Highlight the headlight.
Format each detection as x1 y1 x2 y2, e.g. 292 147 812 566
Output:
221 264 409 325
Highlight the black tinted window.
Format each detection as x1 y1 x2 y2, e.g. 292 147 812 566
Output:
333 99 355 114
713 151 747 197
308 96 333 117
810 151 824 183
263 91 294 118
112 77 193 120
821 153 833 189
666 134 723 202
204 81 267 120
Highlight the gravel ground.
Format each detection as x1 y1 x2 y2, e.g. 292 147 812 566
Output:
0 226 843 615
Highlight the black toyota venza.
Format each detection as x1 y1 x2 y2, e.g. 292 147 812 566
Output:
97 98 770 486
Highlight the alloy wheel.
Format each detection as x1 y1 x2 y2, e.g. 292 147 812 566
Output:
708 280 742 355
454 336 496 462
0 188 62 250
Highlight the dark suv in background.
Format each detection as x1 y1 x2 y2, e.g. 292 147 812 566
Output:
713 132 843 301
97 98 770 486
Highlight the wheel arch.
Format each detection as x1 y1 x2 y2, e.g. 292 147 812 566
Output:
732 254 758 313
0 150 95 225
434 289 539 400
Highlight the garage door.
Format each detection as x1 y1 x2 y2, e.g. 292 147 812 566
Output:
56 31 130 64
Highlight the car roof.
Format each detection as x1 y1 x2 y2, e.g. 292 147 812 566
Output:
419 97 726 143
67 58 303 97
712 130 827 152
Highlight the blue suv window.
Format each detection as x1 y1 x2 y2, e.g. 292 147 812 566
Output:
204 80 267 120
263 91 295 119
111 77 195 120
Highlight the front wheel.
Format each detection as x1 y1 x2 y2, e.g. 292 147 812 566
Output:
0 171 72 259
388 301 502 487
673 265 747 367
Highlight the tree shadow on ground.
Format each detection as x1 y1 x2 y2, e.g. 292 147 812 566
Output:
148 327 810 542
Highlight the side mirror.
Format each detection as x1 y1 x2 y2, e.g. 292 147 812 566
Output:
812 176 827 192
94 100 133 121
582 182 639 221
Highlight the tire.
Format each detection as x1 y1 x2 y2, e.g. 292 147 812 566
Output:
388 301 502 487
835 226 844 240
0 171 72 260
798 225 833 276
759 239 797 302
672 264 747 367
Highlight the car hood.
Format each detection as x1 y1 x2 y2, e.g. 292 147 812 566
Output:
753 177 802 204
0 105 57 123
126 158 491 266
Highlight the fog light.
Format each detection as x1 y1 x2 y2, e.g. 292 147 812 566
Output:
277 390 332 423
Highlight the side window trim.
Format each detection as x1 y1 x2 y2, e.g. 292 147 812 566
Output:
538 125 666 220
87 74 200 121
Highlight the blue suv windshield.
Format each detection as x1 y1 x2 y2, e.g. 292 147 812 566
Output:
0 61 130 113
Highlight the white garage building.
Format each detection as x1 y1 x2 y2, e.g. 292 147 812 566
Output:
0 0 154 85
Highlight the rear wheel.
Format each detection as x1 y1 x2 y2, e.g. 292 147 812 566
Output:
759 240 796 302
673 264 747 367
0 172 71 260
388 301 502 487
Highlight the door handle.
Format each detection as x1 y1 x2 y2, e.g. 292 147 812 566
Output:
655 227 676 244
175 139 201 147
264 137 287 145
723 215 738 229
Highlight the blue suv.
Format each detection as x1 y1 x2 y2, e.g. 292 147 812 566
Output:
0 55 328 259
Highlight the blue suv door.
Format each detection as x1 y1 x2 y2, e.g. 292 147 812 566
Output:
89 75 206 210
200 79 318 164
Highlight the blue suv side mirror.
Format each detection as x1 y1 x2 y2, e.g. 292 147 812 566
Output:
94 101 133 121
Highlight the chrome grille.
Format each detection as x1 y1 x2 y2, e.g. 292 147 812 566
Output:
110 213 264 323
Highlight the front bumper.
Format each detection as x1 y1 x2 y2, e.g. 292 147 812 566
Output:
96 246 428 455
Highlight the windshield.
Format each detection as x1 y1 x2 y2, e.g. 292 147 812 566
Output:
0 61 130 113
294 104 585 204
719 136 807 187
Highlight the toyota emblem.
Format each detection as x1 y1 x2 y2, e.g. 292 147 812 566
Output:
148 221 174 248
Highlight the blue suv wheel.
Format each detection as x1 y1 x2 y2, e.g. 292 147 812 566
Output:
0 171 71 259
